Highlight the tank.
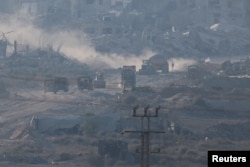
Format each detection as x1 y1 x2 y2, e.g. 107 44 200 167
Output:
77 75 93 91
44 77 69 94
139 60 157 75
121 66 136 92
93 72 106 88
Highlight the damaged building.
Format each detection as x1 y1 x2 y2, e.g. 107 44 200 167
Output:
0 39 7 59
206 0 246 25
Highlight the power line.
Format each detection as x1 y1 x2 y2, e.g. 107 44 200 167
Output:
122 106 165 167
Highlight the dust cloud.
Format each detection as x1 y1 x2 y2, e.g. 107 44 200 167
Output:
0 14 154 70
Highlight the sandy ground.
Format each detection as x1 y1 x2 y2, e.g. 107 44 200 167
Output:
0 71 250 167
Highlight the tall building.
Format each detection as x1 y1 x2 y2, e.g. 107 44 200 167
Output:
245 0 250 27
70 0 111 19
205 0 245 25
19 0 38 15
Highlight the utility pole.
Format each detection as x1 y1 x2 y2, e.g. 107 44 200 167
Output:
122 105 165 167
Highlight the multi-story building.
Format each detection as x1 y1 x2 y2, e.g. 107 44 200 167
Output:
17 0 249 36
71 0 111 18
206 0 246 25
166 0 247 29
19 0 38 15
110 0 132 10
19 0 71 17
245 0 250 27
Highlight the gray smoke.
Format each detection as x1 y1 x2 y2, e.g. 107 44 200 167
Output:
0 14 155 70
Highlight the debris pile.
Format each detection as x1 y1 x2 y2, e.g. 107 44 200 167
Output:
3 47 90 78
205 122 250 141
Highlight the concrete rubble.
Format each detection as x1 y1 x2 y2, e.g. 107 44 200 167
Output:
0 1 250 167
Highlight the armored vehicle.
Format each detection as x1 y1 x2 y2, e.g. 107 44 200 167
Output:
93 72 106 88
44 77 69 94
187 65 198 79
139 59 169 75
77 75 93 91
221 60 246 76
138 60 157 75
121 66 136 92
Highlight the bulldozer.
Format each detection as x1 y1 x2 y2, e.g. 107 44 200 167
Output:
77 75 93 91
93 72 106 88
44 77 69 94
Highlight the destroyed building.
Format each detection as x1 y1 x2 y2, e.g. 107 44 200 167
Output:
1 0 250 166
245 0 250 27
0 39 7 59
14 0 250 28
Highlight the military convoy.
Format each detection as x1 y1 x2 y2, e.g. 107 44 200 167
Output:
42 62 172 94
44 73 107 93
42 61 178 93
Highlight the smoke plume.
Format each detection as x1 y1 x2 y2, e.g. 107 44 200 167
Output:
0 14 155 70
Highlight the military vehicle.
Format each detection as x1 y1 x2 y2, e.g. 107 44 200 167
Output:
121 66 136 92
138 60 157 75
187 63 212 79
139 59 169 75
93 72 106 88
44 77 69 94
77 75 93 91
187 65 198 79
221 60 246 76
